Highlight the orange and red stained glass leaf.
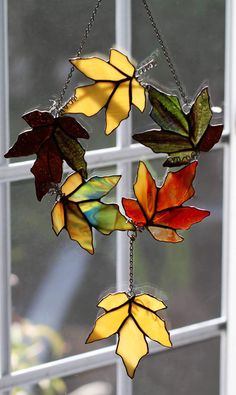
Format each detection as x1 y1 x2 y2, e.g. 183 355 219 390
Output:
122 198 147 226
148 226 183 243
157 161 197 211
153 206 210 230
133 162 157 220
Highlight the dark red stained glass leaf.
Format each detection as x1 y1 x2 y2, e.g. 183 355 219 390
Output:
23 110 54 127
57 116 89 139
198 124 224 152
5 127 52 158
32 139 63 201
153 206 210 230
122 198 147 226
4 109 89 200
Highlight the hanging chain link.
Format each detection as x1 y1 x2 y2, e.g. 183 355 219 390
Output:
54 0 103 114
141 0 189 106
127 230 137 296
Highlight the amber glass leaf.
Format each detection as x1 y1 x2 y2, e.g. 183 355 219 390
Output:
4 110 89 200
63 48 146 135
122 161 210 243
52 173 134 254
86 292 172 378
133 86 223 167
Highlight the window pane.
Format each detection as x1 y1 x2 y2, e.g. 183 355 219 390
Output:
12 364 116 395
134 337 220 395
132 149 223 328
132 0 225 133
11 167 117 370
8 0 116 156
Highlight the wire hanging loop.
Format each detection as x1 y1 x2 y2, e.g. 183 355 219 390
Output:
54 0 103 115
127 229 138 297
141 0 190 108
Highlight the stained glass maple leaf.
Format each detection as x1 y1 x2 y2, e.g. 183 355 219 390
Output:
62 49 146 134
122 161 210 243
133 86 223 167
52 172 134 254
4 110 89 200
86 292 172 378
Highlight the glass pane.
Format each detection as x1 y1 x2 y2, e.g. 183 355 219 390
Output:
132 0 225 133
134 337 220 395
12 364 116 395
11 167 117 370
8 0 116 156
132 149 223 328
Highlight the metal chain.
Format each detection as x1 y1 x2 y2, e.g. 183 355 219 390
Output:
54 0 103 114
127 230 137 296
141 0 189 106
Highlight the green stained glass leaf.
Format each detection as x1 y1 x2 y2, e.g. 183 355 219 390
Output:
163 150 198 167
148 86 189 137
79 201 134 234
133 130 192 154
189 87 212 145
54 129 87 179
69 175 120 203
134 86 223 167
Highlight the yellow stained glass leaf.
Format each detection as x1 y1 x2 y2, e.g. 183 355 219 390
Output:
148 226 183 243
63 49 146 134
61 172 83 197
105 80 131 134
98 293 129 311
51 202 65 235
86 292 171 378
109 49 135 77
131 78 146 111
65 82 115 117
69 175 121 203
117 317 148 378
66 203 94 254
86 305 129 343
70 57 126 81
134 294 166 312
131 303 172 348
134 162 157 220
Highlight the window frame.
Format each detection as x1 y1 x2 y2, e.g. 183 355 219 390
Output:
0 0 232 393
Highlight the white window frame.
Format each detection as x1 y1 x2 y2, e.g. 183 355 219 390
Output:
0 0 234 393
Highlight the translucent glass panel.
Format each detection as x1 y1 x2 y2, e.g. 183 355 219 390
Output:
132 0 225 133
134 337 220 395
11 168 118 370
132 148 223 328
8 0 116 152
12 364 116 395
